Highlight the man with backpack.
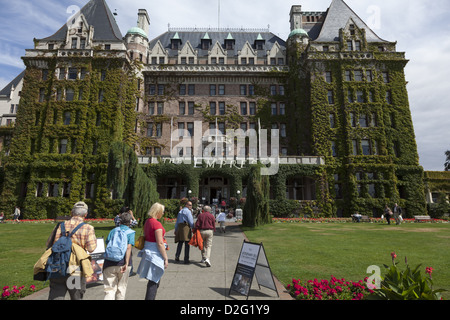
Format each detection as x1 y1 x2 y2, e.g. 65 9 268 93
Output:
48 201 97 300
103 211 135 300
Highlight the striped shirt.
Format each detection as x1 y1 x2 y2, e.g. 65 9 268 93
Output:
53 216 97 253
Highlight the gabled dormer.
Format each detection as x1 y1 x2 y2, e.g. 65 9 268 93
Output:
201 33 212 50
178 41 198 65
267 41 286 66
65 13 93 49
340 19 367 51
238 41 257 65
149 40 169 65
171 32 182 50
254 34 266 50
224 33 235 50
208 41 227 65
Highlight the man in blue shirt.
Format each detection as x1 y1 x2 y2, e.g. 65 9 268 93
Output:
175 201 194 264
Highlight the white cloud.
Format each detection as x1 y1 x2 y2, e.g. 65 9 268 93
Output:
0 0 449 171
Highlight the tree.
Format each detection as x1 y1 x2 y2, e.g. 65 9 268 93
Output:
445 150 450 171
242 164 271 227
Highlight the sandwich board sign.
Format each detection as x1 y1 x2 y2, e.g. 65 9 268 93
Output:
229 241 278 299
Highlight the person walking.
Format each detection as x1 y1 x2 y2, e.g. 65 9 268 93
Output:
13 206 20 223
102 212 135 300
175 201 194 264
384 204 393 225
136 202 168 300
217 210 226 233
393 203 402 225
194 205 216 267
48 201 97 300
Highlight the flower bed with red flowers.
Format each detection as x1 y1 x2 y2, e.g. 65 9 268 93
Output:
287 276 374 300
1 285 36 300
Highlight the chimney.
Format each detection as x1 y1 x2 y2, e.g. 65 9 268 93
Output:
137 9 150 36
290 5 303 32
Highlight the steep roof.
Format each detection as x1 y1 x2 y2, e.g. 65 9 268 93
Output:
149 30 286 58
40 0 123 42
0 70 25 97
315 0 388 42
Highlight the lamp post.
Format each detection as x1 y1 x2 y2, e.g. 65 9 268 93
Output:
237 190 241 209
188 189 192 201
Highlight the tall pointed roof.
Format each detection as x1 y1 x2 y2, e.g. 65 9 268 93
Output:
315 0 388 42
40 0 123 42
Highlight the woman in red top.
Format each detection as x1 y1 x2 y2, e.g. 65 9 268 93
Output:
136 202 168 300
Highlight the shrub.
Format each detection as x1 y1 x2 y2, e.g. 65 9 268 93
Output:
367 252 446 300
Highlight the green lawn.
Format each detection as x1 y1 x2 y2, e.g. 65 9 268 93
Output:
242 221 450 299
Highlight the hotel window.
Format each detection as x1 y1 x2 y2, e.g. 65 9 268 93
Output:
331 141 337 157
279 85 285 96
156 123 162 137
355 41 361 51
36 182 44 197
147 123 153 137
187 122 194 136
368 184 376 198
249 58 255 65
180 57 186 65
350 112 356 127
188 102 194 115
271 103 277 115
158 85 165 95
71 38 78 49
217 85 224 95
59 139 68 154
249 85 255 95
42 69 49 81
148 102 155 115
179 102 185 115
151 57 157 64
179 84 186 95
361 139 371 155
49 183 59 197
101 70 106 81
210 102 216 115
80 38 86 49
347 40 353 51
66 88 75 101
63 182 71 198
354 70 363 82
359 114 368 127
357 90 364 103
63 112 71 125
366 70 373 82
59 68 66 80
270 85 277 95
348 90 354 103
154 147 161 156
327 90 334 104
178 123 185 137
219 102 225 115
105 44 111 50
249 102 256 115
280 124 287 137
241 57 247 65
279 103 286 115
370 113 377 127
382 72 389 83
240 85 247 95
385 91 392 104
325 71 332 83
98 89 104 102
39 88 45 102
240 102 247 115
352 140 358 155
345 70 352 81
210 85 216 96
157 102 164 115
149 84 156 95
329 113 335 128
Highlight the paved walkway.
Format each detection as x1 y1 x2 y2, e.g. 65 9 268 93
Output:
24 222 291 301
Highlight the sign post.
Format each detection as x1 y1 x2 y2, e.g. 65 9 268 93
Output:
229 241 278 299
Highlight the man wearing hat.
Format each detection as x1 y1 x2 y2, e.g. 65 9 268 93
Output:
48 201 97 300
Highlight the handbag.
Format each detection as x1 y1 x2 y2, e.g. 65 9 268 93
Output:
135 235 145 250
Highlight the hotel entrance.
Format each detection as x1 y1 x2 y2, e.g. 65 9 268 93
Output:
199 176 229 205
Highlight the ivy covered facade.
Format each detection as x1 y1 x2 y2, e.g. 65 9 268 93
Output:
0 0 430 219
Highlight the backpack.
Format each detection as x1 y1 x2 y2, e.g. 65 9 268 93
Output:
46 222 85 279
105 227 134 262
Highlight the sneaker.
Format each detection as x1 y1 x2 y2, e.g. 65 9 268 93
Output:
200 258 206 263
205 259 211 267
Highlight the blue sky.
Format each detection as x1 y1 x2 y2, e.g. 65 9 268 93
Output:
0 0 449 171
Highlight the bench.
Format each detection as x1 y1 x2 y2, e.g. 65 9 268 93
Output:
352 215 371 222
414 215 433 222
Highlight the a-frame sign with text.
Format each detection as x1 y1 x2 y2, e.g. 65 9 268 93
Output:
229 241 278 299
